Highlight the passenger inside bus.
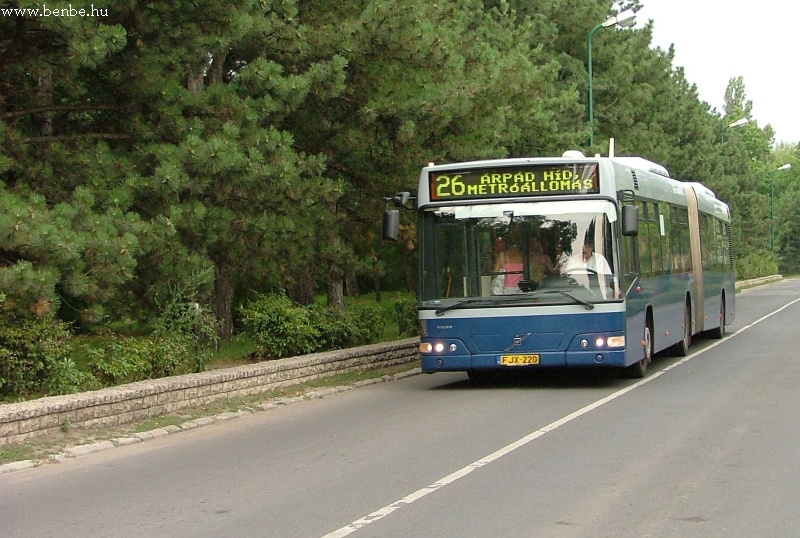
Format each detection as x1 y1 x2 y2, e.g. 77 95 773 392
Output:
492 237 524 293
528 235 556 281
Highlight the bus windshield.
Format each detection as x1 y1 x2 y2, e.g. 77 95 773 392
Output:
419 200 620 307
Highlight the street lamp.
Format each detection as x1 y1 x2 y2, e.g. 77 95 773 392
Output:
720 117 749 143
587 9 636 148
720 118 749 178
771 163 792 251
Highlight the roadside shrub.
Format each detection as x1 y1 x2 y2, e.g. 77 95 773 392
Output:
0 293 93 398
240 292 321 359
309 305 352 351
240 293 389 359
349 303 387 344
89 334 195 385
312 303 387 350
45 357 99 396
87 281 220 386
736 250 778 280
394 297 418 337
151 284 220 374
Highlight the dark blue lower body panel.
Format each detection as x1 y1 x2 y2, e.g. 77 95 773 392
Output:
420 348 628 372
419 309 631 373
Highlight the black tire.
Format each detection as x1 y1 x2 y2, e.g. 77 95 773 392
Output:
671 304 692 357
624 324 651 379
708 298 726 340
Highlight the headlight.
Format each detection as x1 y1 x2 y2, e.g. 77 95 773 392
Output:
606 336 625 348
420 342 449 353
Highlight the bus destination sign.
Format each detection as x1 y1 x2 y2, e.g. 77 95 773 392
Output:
429 163 599 201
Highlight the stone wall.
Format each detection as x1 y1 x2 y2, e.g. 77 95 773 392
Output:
0 338 419 446
735 275 782 290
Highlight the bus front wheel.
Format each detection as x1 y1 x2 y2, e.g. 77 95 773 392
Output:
624 324 651 379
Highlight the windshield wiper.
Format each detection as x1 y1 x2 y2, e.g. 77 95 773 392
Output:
434 295 543 316
536 290 595 310
434 299 486 316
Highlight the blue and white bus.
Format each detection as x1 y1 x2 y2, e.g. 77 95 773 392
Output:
383 151 734 379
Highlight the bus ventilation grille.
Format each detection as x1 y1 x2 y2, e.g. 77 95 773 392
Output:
727 225 734 268
631 170 640 190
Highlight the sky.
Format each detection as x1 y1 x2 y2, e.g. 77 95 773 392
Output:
635 0 800 145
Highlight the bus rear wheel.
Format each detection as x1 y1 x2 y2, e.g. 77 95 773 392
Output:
707 298 726 339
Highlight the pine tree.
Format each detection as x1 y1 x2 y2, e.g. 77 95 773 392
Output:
0 1 142 321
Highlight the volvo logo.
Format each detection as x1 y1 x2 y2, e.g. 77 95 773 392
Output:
504 333 532 352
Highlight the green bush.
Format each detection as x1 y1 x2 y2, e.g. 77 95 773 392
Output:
240 292 322 359
88 285 220 385
151 280 221 373
240 293 389 359
89 334 196 385
0 293 93 398
394 297 418 337
350 303 387 344
736 250 778 280
309 305 356 351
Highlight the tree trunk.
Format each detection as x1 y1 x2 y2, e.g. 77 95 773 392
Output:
326 234 345 308
36 65 53 136
327 276 344 309
212 264 235 340
325 198 346 308
209 50 229 85
187 69 204 92
345 272 359 297
288 270 315 305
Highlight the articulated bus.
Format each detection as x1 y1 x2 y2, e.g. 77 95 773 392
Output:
383 151 734 379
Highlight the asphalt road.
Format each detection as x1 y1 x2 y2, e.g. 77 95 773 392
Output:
2 280 800 537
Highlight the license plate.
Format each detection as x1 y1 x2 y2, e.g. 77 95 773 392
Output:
500 354 540 366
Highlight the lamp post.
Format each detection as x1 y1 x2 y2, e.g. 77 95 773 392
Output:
720 118 748 178
771 163 792 251
720 117 749 143
587 9 636 148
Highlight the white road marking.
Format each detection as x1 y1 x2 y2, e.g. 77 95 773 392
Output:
321 297 800 538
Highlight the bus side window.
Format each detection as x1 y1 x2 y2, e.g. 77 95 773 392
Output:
638 201 652 276
670 203 681 271
661 203 672 273
651 202 663 274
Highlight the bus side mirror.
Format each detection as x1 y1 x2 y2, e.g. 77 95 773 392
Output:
394 192 412 207
382 191 415 241
383 209 400 241
622 205 638 236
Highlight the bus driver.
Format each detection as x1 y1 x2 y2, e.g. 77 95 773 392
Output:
563 238 618 298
